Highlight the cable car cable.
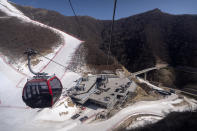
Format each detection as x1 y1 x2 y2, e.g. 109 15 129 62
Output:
68 0 81 37
107 0 118 67
37 52 68 69
68 0 78 20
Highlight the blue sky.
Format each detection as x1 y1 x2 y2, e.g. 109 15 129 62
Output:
10 0 197 20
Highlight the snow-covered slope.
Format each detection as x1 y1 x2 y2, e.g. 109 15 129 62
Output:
70 94 197 131
0 0 29 19
0 1 197 131
0 0 82 130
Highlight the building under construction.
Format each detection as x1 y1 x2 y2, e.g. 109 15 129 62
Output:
68 74 136 109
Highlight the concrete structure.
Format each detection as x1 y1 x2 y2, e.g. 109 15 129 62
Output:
68 74 136 109
130 64 167 80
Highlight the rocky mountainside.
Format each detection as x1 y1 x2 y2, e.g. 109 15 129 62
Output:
104 9 197 71
13 5 197 73
1 3 196 87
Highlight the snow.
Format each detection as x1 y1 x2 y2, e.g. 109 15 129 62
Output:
60 71 81 90
69 94 197 131
137 77 164 90
0 0 197 131
0 0 29 19
0 72 23 106
0 71 38 131
128 115 162 129
35 97 78 122
0 0 83 130
0 72 17 104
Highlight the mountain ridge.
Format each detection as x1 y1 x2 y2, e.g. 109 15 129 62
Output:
2 3 197 74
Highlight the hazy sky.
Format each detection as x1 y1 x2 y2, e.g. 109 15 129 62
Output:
10 0 197 20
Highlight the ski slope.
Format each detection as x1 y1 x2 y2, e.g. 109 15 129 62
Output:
0 0 29 19
0 0 82 130
0 0 197 131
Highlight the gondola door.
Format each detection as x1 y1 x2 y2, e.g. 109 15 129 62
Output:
49 77 63 104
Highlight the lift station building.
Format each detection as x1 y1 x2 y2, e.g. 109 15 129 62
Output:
68 74 136 109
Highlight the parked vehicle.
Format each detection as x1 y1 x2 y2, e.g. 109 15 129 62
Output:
157 90 171 96
71 114 80 120
80 116 88 122
170 89 175 94
81 106 86 110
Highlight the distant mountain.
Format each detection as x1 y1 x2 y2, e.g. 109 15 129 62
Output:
104 8 197 71
13 5 197 73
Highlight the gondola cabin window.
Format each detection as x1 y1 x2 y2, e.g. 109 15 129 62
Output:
22 80 52 108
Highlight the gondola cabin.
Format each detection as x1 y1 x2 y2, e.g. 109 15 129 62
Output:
22 75 63 108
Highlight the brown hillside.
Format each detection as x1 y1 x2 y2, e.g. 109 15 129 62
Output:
2 4 197 88
0 11 61 62
14 5 197 72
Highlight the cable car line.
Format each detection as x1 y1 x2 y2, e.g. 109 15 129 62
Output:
37 52 68 70
107 0 118 66
68 0 78 21
25 48 73 71
21 0 118 109
68 0 81 37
